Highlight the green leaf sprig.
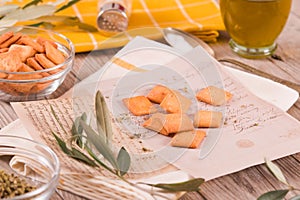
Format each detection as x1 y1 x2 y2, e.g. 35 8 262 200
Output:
142 178 205 192
257 158 300 200
51 91 130 177
0 0 97 32
55 0 80 13
51 90 205 198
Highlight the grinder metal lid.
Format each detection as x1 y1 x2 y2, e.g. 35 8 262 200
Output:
97 2 129 34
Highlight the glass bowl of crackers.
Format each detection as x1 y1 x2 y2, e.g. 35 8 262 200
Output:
0 26 75 101
0 135 60 199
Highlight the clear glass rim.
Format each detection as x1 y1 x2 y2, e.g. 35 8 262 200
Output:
0 66 72 83
0 135 60 199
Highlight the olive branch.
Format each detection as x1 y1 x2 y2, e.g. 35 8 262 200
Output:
51 90 205 199
0 0 97 32
258 158 300 200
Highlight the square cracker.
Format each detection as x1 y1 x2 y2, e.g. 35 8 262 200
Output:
0 32 22 48
35 53 56 69
30 81 52 93
27 57 50 77
196 86 232 106
9 44 36 62
160 90 191 113
193 110 223 128
143 113 194 136
171 130 206 149
0 31 14 44
18 35 44 52
44 41 65 65
0 48 9 53
147 85 172 104
7 72 43 94
36 36 57 48
123 96 156 116
0 51 22 72
17 63 35 72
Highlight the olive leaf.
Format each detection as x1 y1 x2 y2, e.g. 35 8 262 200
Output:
22 0 43 9
36 15 75 23
0 1 97 32
2 5 56 22
79 119 119 171
257 189 289 200
30 22 55 29
71 113 87 148
62 16 98 32
0 5 19 17
56 0 81 13
95 90 107 143
142 178 205 192
77 22 98 32
50 105 69 135
34 15 98 32
117 147 131 176
52 132 97 167
85 145 116 174
0 19 18 27
290 195 300 200
52 131 70 155
95 90 113 144
265 158 289 186
70 147 98 167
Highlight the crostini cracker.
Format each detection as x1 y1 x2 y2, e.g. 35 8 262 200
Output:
193 110 223 128
196 86 232 106
35 53 56 69
34 53 62 75
31 81 52 93
143 113 194 135
0 72 7 79
141 113 165 133
18 35 44 52
0 31 13 44
44 41 65 65
0 51 22 72
0 32 22 48
0 83 19 95
147 85 172 103
36 36 57 48
171 130 206 149
9 44 36 62
0 48 8 53
17 63 35 72
26 57 50 77
7 71 43 94
123 96 156 116
160 90 191 113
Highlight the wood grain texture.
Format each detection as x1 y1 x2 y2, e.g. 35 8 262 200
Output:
0 1 299 200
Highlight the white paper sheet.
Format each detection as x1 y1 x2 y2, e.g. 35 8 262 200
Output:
10 37 300 182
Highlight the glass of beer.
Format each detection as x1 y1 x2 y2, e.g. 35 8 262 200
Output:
219 0 292 58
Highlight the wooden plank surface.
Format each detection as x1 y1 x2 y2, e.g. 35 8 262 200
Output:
0 1 299 199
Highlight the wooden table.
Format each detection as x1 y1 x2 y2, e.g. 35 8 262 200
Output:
1 1 300 199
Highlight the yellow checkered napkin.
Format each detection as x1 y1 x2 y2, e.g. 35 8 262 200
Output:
12 0 225 52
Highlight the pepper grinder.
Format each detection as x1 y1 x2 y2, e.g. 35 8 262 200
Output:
97 0 132 35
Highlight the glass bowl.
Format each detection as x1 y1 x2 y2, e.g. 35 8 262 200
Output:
0 26 75 102
0 135 60 199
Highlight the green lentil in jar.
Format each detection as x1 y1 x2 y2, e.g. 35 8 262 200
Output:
0 169 36 199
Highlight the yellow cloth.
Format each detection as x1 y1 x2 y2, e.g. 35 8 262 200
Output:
11 0 225 52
